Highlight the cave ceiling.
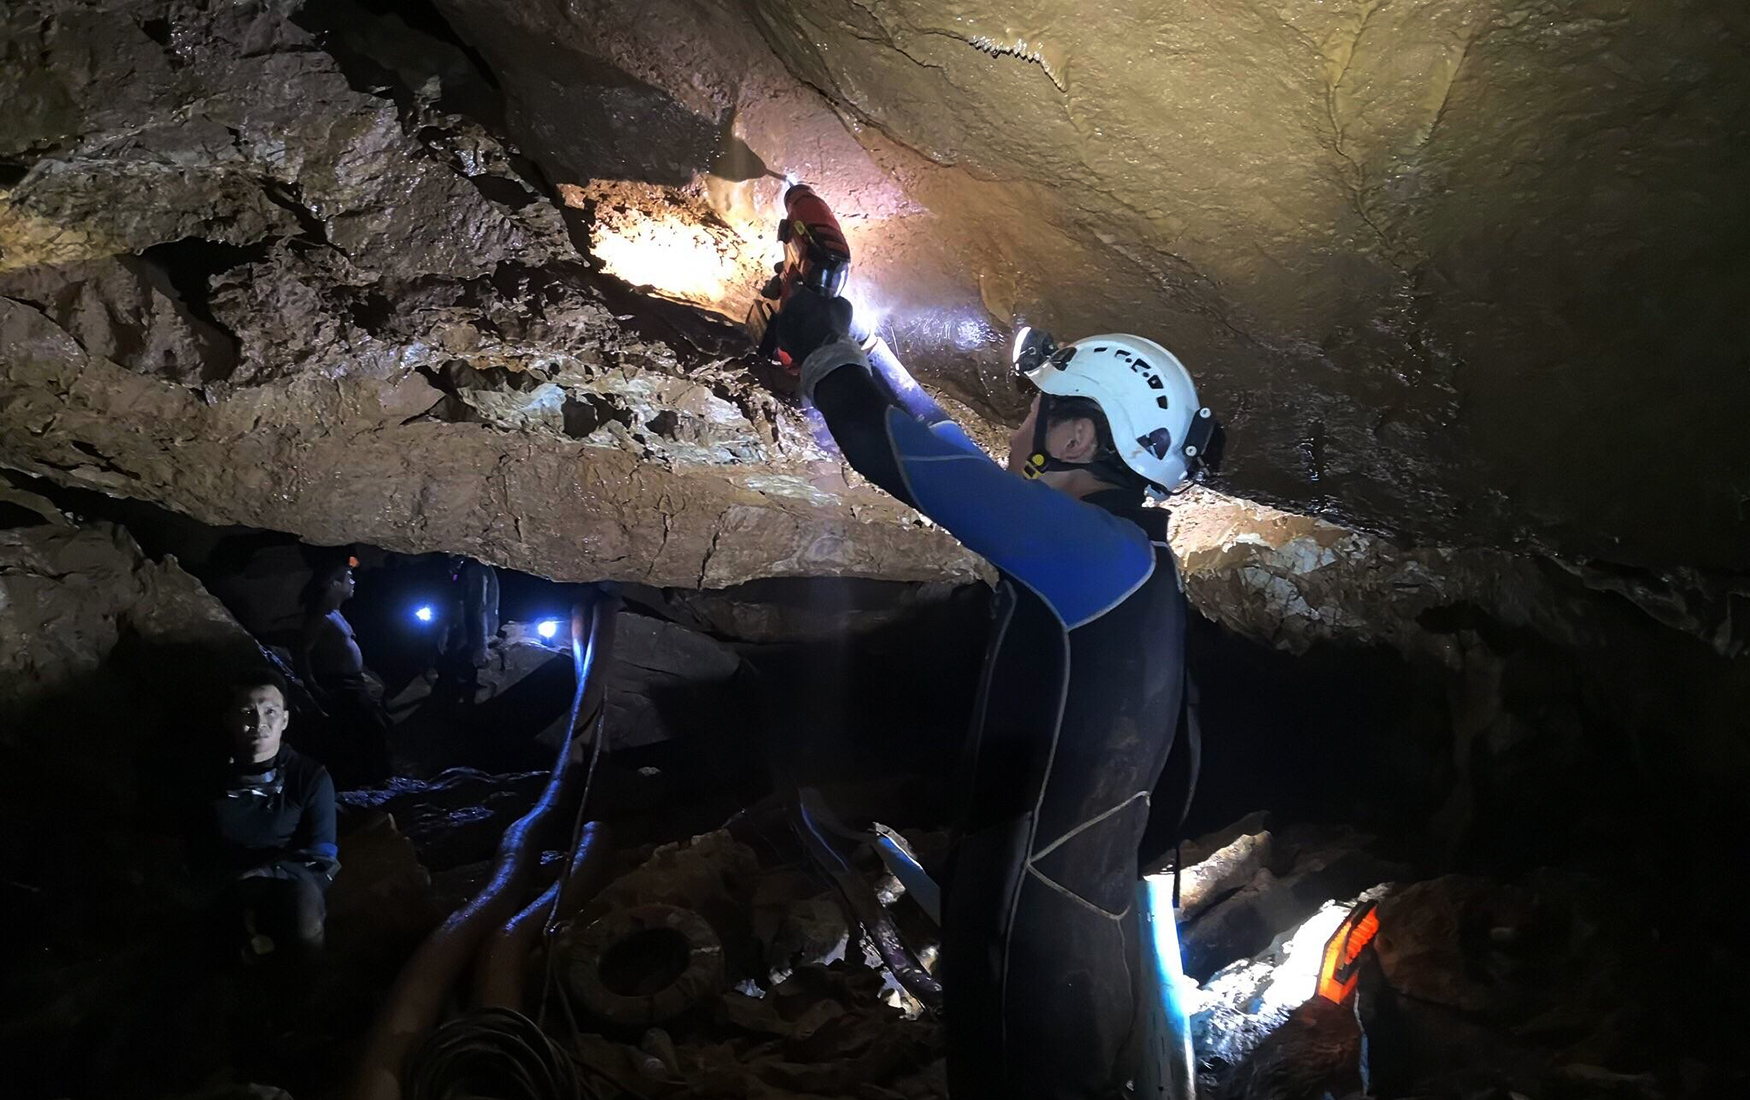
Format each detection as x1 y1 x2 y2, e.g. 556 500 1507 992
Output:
3 0 1748 588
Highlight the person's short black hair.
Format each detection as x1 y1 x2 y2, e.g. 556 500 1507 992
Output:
1041 395 1154 496
225 667 288 701
298 553 352 608
1042 395 1117 452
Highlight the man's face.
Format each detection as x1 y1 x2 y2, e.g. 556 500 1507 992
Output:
334 565 356 602
226 685 289 763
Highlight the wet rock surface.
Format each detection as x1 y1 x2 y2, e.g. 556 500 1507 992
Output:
597 614 746 751
1166 488 1750 661
0 509 259 712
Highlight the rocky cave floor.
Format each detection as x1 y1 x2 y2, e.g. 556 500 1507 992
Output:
3 483 1746 1100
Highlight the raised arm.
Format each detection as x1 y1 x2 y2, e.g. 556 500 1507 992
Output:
803 338 1155 629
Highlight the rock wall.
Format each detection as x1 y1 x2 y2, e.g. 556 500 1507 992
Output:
3 0 1746 660
0 496 259 716
1166 486 1750 662
0 502 265 957
0 0 976 588
434 0 1750 569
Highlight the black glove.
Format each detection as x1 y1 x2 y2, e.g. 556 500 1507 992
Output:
776 287 853 365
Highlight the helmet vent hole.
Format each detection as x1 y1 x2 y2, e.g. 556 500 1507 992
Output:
1157 396 1171 409
1093 346 1108 353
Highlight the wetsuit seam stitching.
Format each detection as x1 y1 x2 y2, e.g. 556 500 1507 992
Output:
966 589 1017 787
1151 540 1186 594
886 409 922 509
1024 864 1130 921
1030 789 1153 861
1003 569 1067 628
887 429 1070 632
1001 624 1073 1051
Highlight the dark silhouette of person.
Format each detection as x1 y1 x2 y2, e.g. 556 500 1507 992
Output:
435 554 501 703
297 556 392 785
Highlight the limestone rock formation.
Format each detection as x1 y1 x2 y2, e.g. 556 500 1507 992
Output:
0 0 976 588
8 0 1748 597
1 510 268 1044
0 502 259 715
432 0 1750 571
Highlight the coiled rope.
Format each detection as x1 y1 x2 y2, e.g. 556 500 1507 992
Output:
405 1007 579 1100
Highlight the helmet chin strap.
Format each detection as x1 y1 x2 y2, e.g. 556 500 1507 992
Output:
1023 394 1072 479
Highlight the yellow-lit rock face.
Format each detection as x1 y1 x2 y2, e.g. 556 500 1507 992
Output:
559 181 769 319
0 196 112 274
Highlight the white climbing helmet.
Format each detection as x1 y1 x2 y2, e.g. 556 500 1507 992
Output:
1012 326 1218 497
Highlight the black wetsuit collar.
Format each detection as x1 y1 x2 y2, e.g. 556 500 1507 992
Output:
226 748 288 797
1082 487 1172 541
1081 487 1144 514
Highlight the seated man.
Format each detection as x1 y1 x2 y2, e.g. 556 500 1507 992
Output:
297 556 392 784
199 671 339 958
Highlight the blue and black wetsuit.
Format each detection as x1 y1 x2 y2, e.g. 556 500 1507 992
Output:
804 338 1188 1098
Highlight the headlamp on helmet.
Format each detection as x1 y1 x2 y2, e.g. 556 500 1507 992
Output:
1011 325 1076 379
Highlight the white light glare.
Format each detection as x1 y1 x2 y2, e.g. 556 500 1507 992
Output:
843 283 887 338
954 317 993 350
1012 324 1032 364
414 605 434 624
537 619 561 640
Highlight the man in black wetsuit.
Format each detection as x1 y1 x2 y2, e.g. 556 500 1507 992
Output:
780 298 1217 1098
200 672 339 958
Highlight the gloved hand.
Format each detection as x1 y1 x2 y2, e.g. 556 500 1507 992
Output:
776 287 853 366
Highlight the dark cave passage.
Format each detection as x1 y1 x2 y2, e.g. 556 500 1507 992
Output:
5 471 1743 1099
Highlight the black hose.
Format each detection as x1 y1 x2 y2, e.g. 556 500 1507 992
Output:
406 1007 581 1100
789 797 944 1014
350 594 613 1100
